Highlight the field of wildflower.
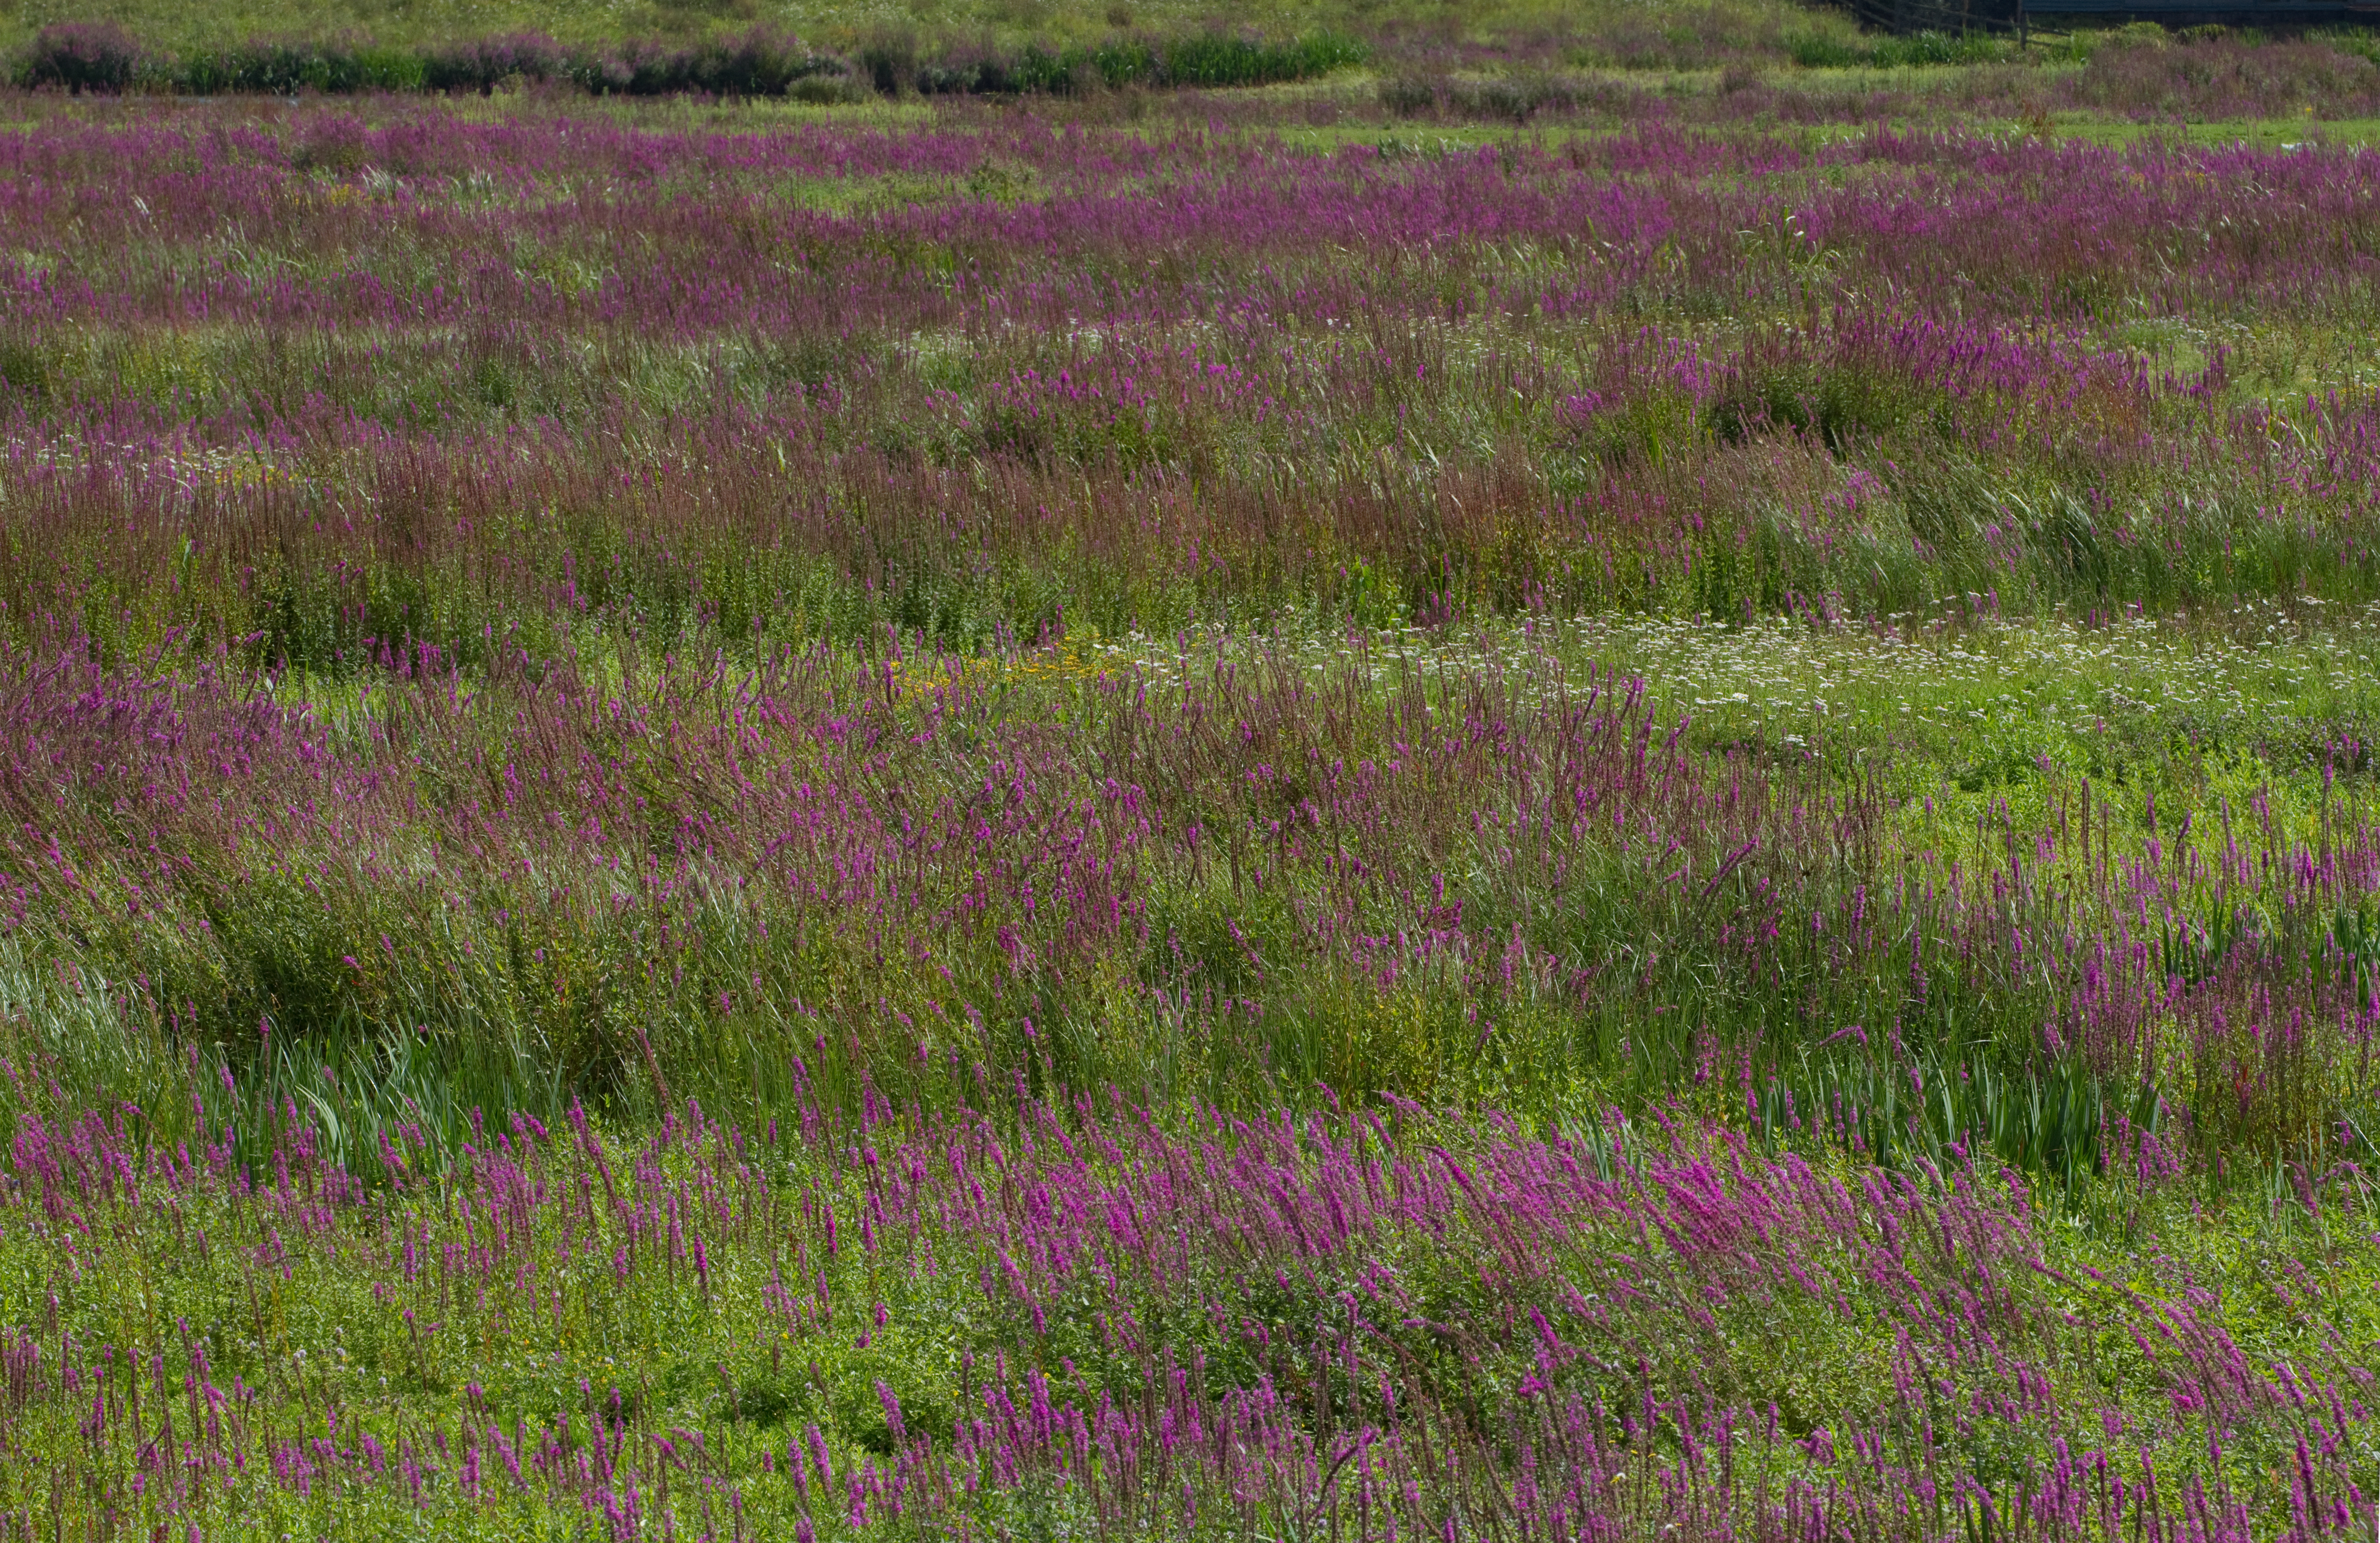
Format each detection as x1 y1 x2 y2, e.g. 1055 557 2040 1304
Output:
2 16 2380 1538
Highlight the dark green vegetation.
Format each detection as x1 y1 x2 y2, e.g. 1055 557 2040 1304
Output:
10 19 1367 98
0 0 1798 63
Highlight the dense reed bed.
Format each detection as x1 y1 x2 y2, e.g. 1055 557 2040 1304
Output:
0 84 2376 1538
9 100 2380 664
6 613 2379 1185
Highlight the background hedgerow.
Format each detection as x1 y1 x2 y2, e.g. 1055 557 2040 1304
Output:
2 18 1371 98
0 0 1838 72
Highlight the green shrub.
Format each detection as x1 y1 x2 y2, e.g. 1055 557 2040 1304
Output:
1785 31 1867 67
20 21 144 91
1786 29 2005 70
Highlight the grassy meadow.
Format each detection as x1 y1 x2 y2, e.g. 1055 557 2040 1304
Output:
0 7 2375 1537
